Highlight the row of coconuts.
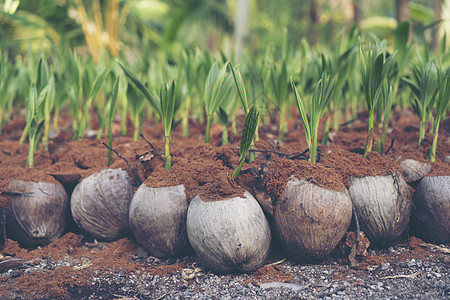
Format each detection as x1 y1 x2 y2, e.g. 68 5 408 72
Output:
3 159 449 274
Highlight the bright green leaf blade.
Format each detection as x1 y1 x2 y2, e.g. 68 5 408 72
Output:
88 69 109 103
395 21 410 62
108 76 120 124
239 105 260 158
290 77 311 146
119 62 161 116
230 63 248 113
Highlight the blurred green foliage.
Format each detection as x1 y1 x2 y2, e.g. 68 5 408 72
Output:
0 0 447 61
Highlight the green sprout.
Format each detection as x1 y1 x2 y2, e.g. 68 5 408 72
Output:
106 76 120 166
232 105 260 181
76 69 109 140
0 51 18 134
291 72 336 164
204 61 234 143
120 63 176 170
429 71 449 162
360 44 396 158
158 81 176 170
25 83 49 168
403 61 439 147
376 83 394 153
269 60 289 141
230 62 261 162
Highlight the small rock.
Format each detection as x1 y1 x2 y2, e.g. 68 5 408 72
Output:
444 156 450 163
407 259 416 267
381 263 390 270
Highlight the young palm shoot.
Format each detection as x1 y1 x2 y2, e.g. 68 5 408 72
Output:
269 61 289 141
19 57 50 144
106 76 120 166
76 69 109 140
402 61 439 147
120 63 176 170
159 81 176 170
0 52 17 134
429 72 449 162
204 61 234 143
230 62 259 162
126 82 146 141
232 106 260 181
360 47 396 158
42 75 55 150
376 83 394 153
26 83 48 168
291 73 336 164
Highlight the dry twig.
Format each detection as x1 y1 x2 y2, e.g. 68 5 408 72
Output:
380 271 421 280
100 141 131 172
419 243 450 254
264 258 287 267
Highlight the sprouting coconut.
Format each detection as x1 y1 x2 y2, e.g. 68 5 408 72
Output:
412 176 449 243
6 180 69 248
186 191 271 274
274 177 353 262
348 172 411 247
129 184 190 258
70 168 133 241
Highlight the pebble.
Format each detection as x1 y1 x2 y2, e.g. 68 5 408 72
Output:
407 259 416 267
1 245 449 299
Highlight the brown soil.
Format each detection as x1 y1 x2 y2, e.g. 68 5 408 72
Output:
0 108 449 298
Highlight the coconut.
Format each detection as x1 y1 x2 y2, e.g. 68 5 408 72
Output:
129 184 189 258
70 168 133 241
6 180 69 248
274 177 352 262
400 159 431 183
186 191 271 274
348 172 411 247
412 176 449 243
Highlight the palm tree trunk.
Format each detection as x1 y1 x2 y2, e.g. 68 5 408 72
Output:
309 0 320 45
353 0 361 24
234 0 249 60
432 0 443 52
396 0 411 23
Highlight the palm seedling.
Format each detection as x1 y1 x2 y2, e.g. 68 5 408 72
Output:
402 61 439 147
429 69 449 162
158 81 177 170
105 76 120 166
120 63 177 170
19 57 50 145
230 62 261 162
204 61 234 143
76 68 109 140
126 81 146 141
0 51 18 134
376 82 394 153
360 42 396 158
34 58 56 150
25 82 49 168
179 49 202 136
290 72 336 164
232 106 260 181
269 60 289 141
